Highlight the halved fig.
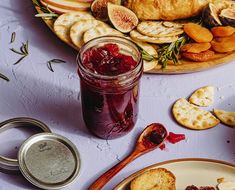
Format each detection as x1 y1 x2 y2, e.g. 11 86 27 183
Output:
107 3 138 33
220 8 235 27
202 3 222 28
91 0 120 21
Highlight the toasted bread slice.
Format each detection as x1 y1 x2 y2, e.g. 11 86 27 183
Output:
214 109 235 127
130 168 176 190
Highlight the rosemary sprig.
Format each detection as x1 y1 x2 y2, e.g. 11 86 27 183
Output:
10 32 16 43
0 73 9 82
10 40 29 65
140 49 156 62
47 59 66 72
33 0 59 19
157 35 189 68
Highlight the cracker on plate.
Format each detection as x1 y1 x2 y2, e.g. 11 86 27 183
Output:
70 19 106 48
137 21 184 37
214 109 235 127
172 98 220 130
189 86 215 107
83 25 123 43
130 30 178 44
54 12 94 44
130 168 176 190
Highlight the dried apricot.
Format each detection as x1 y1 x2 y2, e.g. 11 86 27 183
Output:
184 23 213 43
211 34 235 53
181 42 211 53
182 50 215 62
211 26 235 37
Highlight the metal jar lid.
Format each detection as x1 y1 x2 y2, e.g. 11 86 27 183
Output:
0 117 52 173
18 133 81 190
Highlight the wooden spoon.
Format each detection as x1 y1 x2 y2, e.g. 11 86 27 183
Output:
88 123 167 190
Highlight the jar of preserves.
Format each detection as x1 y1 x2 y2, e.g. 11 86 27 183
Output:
77 36 143 139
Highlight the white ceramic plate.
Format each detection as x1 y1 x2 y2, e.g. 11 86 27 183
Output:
114 158 235 190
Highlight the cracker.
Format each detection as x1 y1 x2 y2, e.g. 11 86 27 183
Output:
137 21 184 37
70 19 106 48
172 98 220 130
130 30 178 44
189 86 214 107
83 25 123 43
214 109 235 127
130 168 176 190
54 12 94 44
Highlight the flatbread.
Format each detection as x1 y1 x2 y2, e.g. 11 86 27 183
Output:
70 19 106 48
130 168 176 190
189 86 214 107
214 109 235 127
54 12 94 44
172 98 220 130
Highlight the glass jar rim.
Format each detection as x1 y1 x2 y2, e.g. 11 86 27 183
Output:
76 35 142 81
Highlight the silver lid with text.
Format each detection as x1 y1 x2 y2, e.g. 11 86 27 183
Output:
18 133 81 189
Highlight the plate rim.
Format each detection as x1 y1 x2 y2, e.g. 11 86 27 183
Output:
113 158 235 190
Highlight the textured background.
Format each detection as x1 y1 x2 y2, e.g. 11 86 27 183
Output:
0 0 234 189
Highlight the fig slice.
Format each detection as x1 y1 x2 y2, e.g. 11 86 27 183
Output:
220 8 235 27
107 3 138 33
91 0 121 21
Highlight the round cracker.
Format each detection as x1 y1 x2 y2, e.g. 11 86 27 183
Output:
137 21 184 37
214 109 235 127
189 86 215 107
130 30 178 44
54 12 94 44
83 25 123 43
70 19 107 48
172 98 220 130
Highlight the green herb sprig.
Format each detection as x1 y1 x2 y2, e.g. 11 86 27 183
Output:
0 73 9 82
10 40 29 65
139 48 157 62
10 32 16 43
47 59 66 72
33 0 59 19
157 35 189 68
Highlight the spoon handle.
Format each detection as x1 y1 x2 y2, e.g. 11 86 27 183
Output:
88 150 141 190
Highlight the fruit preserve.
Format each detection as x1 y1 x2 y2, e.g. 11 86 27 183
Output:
77 36 143 139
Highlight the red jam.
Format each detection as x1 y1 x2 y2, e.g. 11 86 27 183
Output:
185 186 215 190
143 124 167 148
82 44 137 75
167 132 186 144
78 40 142 139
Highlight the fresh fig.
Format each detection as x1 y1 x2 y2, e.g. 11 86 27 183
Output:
202 3 222 28
107 3 138 33
220 8 235 27
91 0 121 21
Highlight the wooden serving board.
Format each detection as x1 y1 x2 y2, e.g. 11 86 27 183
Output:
33 4 235 74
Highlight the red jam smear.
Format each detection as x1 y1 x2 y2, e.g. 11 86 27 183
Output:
185 186 215 190
167 132 186 144
80 43 139 139
82 43 137 75
143 124 167 148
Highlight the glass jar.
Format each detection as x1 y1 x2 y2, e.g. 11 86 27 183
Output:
77 36 143 139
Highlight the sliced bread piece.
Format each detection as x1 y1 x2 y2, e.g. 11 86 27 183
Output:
130 168 176 190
